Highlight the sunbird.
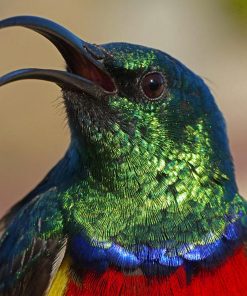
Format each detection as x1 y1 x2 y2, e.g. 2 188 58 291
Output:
0 16 247 296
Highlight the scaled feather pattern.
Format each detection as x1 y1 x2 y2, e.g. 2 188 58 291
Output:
0 16 246 296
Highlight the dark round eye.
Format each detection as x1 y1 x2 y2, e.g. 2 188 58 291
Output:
140 72 166 100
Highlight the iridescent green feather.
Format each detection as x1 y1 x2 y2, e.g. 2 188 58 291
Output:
60 44 247 251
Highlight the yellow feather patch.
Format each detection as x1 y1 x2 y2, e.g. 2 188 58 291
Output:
47 256 71 296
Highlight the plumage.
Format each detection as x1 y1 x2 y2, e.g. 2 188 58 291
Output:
0 15 247 295
63 247 247 296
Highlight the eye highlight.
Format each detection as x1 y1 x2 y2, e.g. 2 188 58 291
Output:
140 72 167 100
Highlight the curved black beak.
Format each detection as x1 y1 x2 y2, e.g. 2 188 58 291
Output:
0 15 116 96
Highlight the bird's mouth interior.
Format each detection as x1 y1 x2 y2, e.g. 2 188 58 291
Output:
0 16 117 95
65 48 116 93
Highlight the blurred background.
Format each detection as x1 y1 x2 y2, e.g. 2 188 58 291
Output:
0 0 246 217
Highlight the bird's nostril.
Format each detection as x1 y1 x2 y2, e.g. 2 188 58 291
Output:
83 43 107 60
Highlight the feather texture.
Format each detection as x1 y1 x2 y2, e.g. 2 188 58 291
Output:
0 189 65 296
57 247 247 296
0 16 247 295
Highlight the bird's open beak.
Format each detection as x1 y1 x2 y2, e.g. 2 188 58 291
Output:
0 16 117 97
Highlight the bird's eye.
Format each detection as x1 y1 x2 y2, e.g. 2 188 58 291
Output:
140 72 167 100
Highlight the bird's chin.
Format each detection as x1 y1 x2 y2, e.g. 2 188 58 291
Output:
63 89 117 135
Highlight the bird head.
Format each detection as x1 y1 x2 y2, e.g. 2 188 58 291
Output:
0 16 237 203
